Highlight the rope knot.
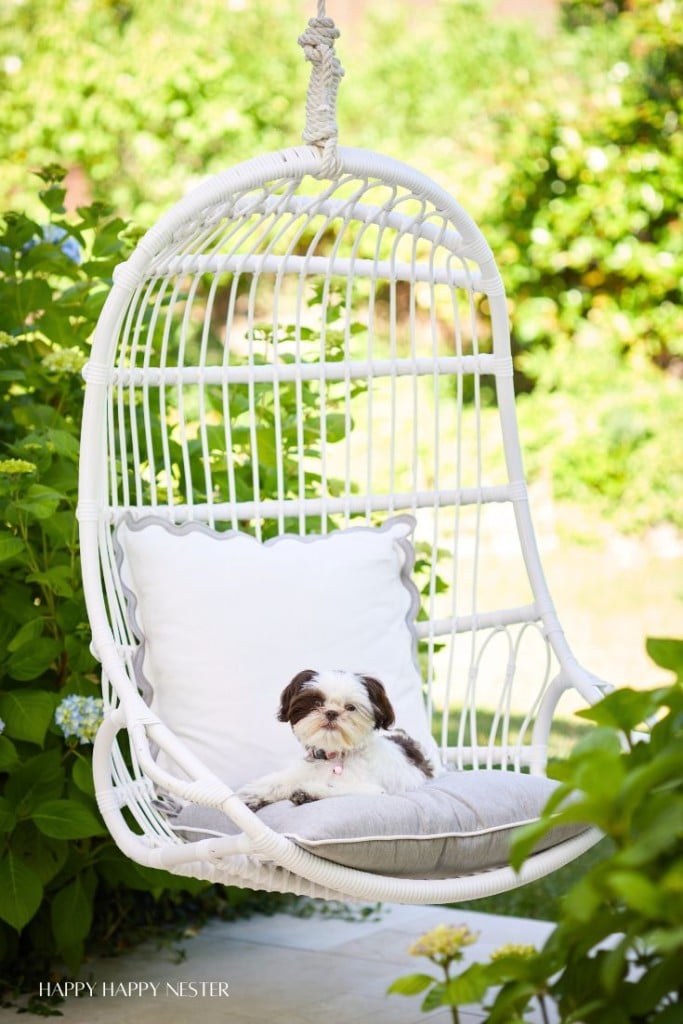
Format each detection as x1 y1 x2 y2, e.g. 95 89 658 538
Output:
298 9 345 178
298 15 341 61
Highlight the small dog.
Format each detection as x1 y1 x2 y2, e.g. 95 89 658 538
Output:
238 668 433 811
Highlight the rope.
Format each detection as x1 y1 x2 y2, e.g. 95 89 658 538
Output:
298 0 345 177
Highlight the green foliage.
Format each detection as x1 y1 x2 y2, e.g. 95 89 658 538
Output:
561 0 641 29
391 637 683 1023
516 340 683 531
2 0 680 533
0 168 361 997
0 168 148 980
482 0 683 530
498 4 683 371
0 170 291 997
0 0 306 223
344 0 542 175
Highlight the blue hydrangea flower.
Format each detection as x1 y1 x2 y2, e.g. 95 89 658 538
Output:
55 694 104 744
23 224 81 265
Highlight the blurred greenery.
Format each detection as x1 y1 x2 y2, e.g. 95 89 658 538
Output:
432 639 683 1022
2 0 681 532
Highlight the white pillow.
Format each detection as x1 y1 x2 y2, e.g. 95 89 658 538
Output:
115 515 438 788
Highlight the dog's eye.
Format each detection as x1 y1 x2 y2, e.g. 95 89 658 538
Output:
312 698 324 708
345 704 356 712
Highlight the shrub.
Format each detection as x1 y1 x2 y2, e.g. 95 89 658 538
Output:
0 167 363 1002
0 168 285 1001
2 2 681 532
389 637 683 1023
484 0 683 530
0 0 306 222
494 1 683 374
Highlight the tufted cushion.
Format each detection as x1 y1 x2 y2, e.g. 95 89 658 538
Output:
115 514 438 789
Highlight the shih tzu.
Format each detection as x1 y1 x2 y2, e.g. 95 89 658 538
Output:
238 668 433 811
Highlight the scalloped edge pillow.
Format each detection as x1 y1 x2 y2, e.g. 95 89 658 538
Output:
115 514 439 789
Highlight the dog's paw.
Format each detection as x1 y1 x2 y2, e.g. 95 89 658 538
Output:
290 789 318 806
243 796 270 812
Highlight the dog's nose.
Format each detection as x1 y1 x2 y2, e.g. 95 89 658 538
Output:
325 709 339 721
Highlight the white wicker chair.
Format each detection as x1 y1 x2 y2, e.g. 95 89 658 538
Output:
78 4 607 904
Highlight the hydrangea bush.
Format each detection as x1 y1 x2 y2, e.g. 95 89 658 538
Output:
0 168 360 1001
0 170 231 998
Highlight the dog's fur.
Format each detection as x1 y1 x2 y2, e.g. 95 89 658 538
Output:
238 669 433 811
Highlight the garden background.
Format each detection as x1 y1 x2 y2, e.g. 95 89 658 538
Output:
0 0 681 1001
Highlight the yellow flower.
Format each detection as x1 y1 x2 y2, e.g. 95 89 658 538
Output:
409 923 479 963
0 458 37 475
490 943 537 961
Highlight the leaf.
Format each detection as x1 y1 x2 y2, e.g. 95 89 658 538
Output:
14 484 64 521
642 926 683 956
607 870 662 915
443 962 494 1006
12 278 52 318
7 617 45 653
7 638 62 681
615 806 683 867
599 933 630 996
91 217 128 257
387 973 435 996
558 872 604 925
35 164 68 184
26 565 75 598
10 823 68 886
51 877 93 955
646 637 683 681
0 736 20 772
0 536 24 563
39 186 67 213
421 981 449 1012
0 689 57 744
71 756 96 796
5 750 65 816
578 687 657 733
32 799 106 839
325 412 349 443
0 797 17 833
48 429 81 460
630 956 683 1016
0 851 43 931
255 429 278 468
620 751 683 812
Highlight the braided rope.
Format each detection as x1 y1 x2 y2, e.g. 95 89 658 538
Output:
298 0 345 177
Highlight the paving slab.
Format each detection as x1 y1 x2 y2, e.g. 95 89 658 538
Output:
1 904 556 1023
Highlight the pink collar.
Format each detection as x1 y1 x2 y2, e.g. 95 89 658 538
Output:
307 748 345 774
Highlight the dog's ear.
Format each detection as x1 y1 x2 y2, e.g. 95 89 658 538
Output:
277 669 317 722
360 675 395 730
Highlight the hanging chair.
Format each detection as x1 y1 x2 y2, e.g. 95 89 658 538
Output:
78 2 608 903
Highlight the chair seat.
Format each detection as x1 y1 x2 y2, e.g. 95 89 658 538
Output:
173 770 589 879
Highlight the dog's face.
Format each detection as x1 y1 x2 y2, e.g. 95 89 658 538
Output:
277 669 395 754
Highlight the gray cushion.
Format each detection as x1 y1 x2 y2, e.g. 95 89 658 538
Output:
173 770 588 879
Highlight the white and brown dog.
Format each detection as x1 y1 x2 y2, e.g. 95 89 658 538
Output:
238 669 433 811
